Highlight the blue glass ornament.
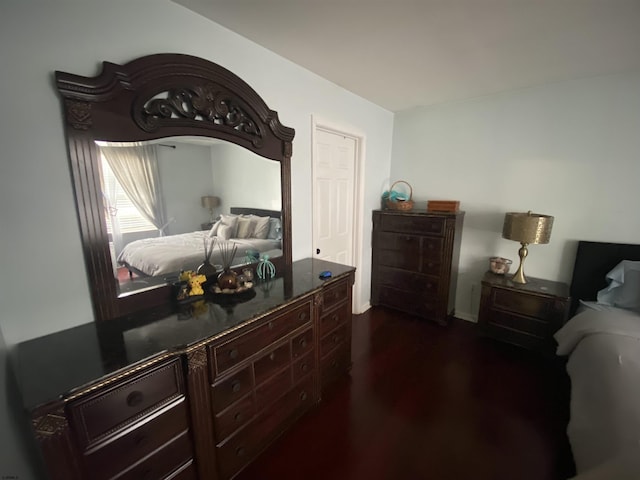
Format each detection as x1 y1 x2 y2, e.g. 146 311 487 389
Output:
256 254 276 279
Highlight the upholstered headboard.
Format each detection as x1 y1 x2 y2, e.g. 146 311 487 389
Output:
570 240 640 316
230 207 281 218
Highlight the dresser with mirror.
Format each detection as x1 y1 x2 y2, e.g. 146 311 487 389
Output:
15 54 355 480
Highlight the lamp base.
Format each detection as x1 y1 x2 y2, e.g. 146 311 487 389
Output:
511 243 529 284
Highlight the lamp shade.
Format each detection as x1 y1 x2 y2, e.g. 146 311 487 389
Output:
201 196 220 209
502 211 553 245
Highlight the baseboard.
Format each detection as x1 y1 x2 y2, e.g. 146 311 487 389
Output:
354 301 371 315
455 312 478 323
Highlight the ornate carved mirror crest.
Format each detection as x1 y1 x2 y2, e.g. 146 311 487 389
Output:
56 54 294 322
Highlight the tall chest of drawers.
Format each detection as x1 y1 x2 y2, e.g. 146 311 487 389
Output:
371 209 464 325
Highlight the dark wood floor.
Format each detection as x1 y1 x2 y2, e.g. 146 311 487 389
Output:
235 307 575 480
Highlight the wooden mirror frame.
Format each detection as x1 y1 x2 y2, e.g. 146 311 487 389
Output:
55 53 294 322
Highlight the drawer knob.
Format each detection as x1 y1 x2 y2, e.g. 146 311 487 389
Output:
268 321 274 330
332 333 340 343
301 362 309 372
299 391 308 401
299 338 307 348
236 446 246 457
298 311 307 321
231 380 242 393
234 412 243 422
133 432 146 445
269 352 276 361
332 314 339 323
229 348 238 360
126 391 144 408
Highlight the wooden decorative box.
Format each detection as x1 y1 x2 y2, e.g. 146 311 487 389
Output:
427 200 460 212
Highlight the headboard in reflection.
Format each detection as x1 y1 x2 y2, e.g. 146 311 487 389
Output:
55 54 294 322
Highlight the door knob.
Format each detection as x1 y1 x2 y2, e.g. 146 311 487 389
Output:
316 248 320 254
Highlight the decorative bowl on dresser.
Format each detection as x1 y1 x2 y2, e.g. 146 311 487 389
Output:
19 259 355 480
477 271 571 355
370 209 465 325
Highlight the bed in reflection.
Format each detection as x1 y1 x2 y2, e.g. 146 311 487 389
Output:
555 241 640 479
117 208 282 278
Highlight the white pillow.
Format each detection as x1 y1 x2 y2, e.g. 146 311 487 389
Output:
597 260 640 312
267 217 282 240
236 217 255 239
252 216 270 239
217 224 235 240
219 214 239 237
208 220 221 237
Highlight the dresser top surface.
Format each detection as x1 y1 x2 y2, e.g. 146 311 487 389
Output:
373 209 465 217
15 258 354 411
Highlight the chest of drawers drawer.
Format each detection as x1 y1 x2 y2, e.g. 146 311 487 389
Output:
377 267 440 295
380 214 445 236
210 300 312 378
69 358 185 449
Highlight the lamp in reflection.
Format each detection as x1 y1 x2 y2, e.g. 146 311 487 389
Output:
201 195 220 223
502 211 554 284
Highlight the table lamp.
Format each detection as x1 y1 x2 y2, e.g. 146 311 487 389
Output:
502 211 554 284
201 195 220 223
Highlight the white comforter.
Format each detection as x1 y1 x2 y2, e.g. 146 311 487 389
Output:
555 308 640 478
117 230 281 277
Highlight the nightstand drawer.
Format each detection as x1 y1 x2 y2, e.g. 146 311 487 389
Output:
487 310 551 338
492 289 552 319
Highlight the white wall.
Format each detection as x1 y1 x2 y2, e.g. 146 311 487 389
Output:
392 71 640 321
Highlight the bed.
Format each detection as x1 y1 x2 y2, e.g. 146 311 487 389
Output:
117 207 282 278
555 241 640 479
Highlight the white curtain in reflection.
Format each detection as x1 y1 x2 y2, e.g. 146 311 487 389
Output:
99 144 167 235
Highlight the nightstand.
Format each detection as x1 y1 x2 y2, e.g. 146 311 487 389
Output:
477 271 570 355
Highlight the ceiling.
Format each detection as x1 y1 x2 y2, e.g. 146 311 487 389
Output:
175 0 640 112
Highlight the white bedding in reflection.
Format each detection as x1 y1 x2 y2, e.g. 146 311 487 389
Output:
555 308 640 478
117 230 281 277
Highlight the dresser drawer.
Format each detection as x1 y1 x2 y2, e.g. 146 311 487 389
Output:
319 302 350 337
255 366 292 408
492 288 552 319
167 460 197 480
211 366 254 413
293 351 314 385
377 267 439 295
111 431 192 480
216 375 314 480
320 279 350 315
83 399 189 479
211 299 312 377
380 214 445 236
291 328 314 359
320 324 348 358
214 394 255 442
69 359 184 449
321 345 350 391
254 343 291 386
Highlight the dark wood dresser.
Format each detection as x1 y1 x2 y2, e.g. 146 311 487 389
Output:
370 209 464 325
17 258 354 480
477 271 571 354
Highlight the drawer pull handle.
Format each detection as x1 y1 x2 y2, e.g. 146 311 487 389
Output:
332 314 339 323
331 359 338 368
298 311 307 321
268 321 274 330
269 352 276 361
133 433 146 445
236 446 246 457
229 348 238 360
301 362 309 372
299 338 307 348
299 391 308 401
332 334 340 343
231 380 241 393
126 391 144 408
234 412 243 422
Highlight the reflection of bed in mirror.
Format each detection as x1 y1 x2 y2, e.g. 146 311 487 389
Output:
117 207 282 279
